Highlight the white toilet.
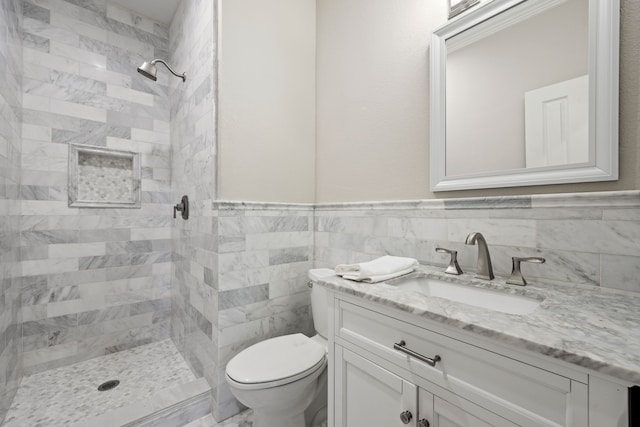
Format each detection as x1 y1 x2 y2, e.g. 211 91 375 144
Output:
225 269 334 427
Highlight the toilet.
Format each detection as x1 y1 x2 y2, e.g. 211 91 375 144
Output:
225 268 334 427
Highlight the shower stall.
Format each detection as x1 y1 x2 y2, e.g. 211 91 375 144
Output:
0 0 316 424
0 0 315 426
1 0 218 423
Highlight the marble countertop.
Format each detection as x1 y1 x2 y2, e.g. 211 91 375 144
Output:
314 266 640 385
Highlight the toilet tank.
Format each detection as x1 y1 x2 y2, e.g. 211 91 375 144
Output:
308 268 335 339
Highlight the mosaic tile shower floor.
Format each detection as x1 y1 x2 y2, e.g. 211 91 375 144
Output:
3 339 198 426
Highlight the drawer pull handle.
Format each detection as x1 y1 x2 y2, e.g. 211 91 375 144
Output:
393 340 442 367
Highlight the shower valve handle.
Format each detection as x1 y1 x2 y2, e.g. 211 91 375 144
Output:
173 195 189 220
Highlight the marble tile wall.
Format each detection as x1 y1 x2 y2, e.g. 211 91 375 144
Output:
314 192 640 293
213 203 315 420
168 0 219 419
19 0 173 375
168 3 316 420
0 0 23 422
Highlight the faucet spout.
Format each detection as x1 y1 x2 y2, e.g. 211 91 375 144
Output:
465 232 494 280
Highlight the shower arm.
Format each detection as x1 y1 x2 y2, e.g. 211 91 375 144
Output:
151 59 186 82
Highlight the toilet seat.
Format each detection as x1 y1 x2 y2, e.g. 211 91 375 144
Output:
226 333 326 390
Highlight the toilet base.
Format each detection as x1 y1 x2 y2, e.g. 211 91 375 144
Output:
252 409 306 427
304 367 328 426
226 364 326 427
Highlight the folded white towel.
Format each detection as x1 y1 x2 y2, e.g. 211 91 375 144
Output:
335 255 418 283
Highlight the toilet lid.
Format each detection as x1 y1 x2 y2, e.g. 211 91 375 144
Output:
226 333 326 384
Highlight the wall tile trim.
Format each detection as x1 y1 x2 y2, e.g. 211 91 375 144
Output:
312 190 640 211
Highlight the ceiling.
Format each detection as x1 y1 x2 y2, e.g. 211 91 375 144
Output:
110 0 181 24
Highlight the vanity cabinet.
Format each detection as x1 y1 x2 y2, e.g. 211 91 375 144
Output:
335 347 417 427
329 293 627 427
335 345 515 427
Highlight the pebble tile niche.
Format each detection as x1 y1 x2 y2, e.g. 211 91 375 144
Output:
69 145 141 208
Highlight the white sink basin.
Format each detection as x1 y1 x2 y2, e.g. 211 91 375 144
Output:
385 275 542 315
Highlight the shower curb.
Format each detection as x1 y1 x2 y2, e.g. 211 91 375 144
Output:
70 378 212 427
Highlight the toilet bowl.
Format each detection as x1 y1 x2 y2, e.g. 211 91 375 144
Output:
225 269 334 427
225 333 327 427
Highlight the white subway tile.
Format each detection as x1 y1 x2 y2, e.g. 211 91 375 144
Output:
131 227 172 240
23 93 50 112
50 12 108 42
50 99 107 122
22 124 52 142
50 41 107 68
24 48 79 74
49 243 107 258
131 128 170 145
107 85 154 106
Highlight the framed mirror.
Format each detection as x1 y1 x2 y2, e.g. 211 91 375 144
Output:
449 0 480 19
430 0 619 192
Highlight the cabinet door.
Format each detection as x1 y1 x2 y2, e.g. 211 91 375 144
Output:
418 388 518 427
335 346 417 427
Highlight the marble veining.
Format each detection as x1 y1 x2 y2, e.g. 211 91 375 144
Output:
0 0 23 422
315 265 640 384
3 339 196 427
20 0 172 374
314 190 640 293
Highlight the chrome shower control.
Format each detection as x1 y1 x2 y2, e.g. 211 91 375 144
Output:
400 410 413 424
417 419 431 427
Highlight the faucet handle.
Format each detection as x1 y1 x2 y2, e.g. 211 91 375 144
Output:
435 247 463 275
507 257 545 286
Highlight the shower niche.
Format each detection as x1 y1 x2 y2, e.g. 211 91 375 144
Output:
68 144 141 208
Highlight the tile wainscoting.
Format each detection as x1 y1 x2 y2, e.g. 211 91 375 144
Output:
214 202 315 420
202 191 640 421
172 200 315 421
314 191 640 293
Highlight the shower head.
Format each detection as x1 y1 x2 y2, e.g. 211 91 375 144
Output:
137 59 186 82
137 61 157 81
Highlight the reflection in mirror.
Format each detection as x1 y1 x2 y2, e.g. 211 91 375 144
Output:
446 0 588 176
430 0 619 192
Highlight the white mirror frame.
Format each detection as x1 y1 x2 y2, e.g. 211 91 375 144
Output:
430 0 619 192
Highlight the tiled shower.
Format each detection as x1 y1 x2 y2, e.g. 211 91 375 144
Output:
1 0 314 424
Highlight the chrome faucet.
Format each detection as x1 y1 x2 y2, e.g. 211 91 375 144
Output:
465 232 494 280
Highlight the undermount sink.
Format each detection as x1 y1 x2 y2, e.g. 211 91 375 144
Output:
385 275 542 315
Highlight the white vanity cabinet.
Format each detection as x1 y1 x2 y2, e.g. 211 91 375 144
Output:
335 345 516 427
328 293 629 427
335 347 418 427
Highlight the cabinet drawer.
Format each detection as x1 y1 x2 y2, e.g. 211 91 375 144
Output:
336 300 588 427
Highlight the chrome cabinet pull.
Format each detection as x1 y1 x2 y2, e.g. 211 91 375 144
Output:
393 340 441 367
399 410 413 424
